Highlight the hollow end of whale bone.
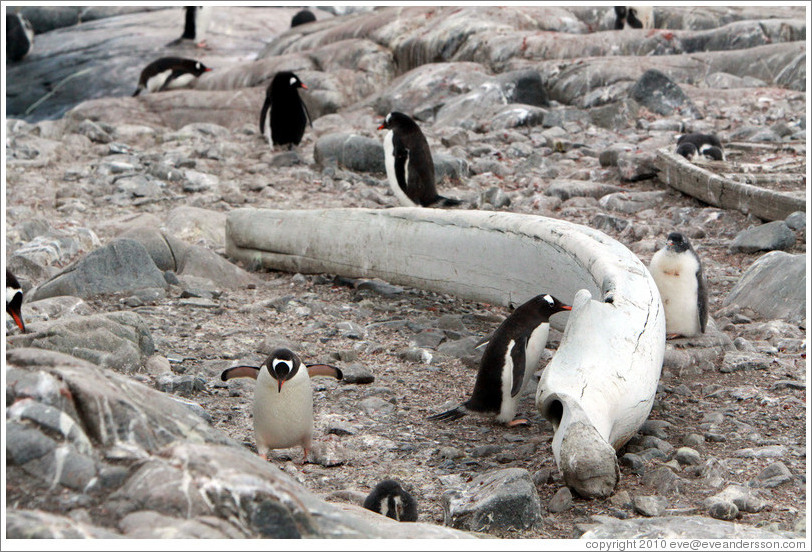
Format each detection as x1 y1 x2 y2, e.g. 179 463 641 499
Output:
559 421 619 500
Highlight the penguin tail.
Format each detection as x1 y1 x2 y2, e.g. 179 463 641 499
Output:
427 405 467 422
434 195 462 208
132 87 142 97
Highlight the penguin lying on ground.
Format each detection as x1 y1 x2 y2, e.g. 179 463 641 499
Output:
648 232 708 338
363 479 418 522
614 6 654 29
167 6 211 48
6 12 34 62
132 57 211 96
221 348 342 463
291 9 316 27
676 133 724 161
378 112 462 208
6 269 26 332
259 71 312 150
428 294 572 426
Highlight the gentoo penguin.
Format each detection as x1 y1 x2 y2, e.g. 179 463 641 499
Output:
221 348 342 463
132 57 211 97
648 232 708 338
291 9 317 27
259 71 312 150
614 6 654 29
6 12 34 62
428 294 572 426
676 133 724 161
6 269 26 332
167 6 212 48
363 479 418 522
378 112 462 208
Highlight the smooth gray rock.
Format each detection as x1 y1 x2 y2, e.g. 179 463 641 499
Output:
730 221 796 253
629 69 702 118
436 336 483 360
720 351 770 373
548 487 573 514
341 363 375 384
599 191 667 214
6 510 123 539
705 484 767 513
6 421 58 465
29 239 168 301
314 133 385 174
708 501 739 521
753 462 793 488
675 447 702 466
176 245 258 290
723 251 806 324
784 211 806 230
633 495 668 517
443 468 541 532
7 311 154 373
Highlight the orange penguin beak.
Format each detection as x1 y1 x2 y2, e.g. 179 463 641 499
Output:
377 122 385 130
9 308 25 332
300 83 308 89
205 67 212 72
561 304 572 311
277 379 284 393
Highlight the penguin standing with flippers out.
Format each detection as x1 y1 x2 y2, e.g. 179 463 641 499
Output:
259 71 312 150
221 348 342 463
648 232 708 338
378 112 462 208
428 294 572 426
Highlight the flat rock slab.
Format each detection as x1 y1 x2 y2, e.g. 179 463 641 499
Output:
580 514 796 539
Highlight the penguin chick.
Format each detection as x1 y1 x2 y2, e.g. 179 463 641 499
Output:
259 71 312 150
132 57 211 97
6 269 26 332
291 9 316 27
677 133 724 161
363 479 418 522
649 232 708 338
221 348 342 463
428 293 572 426
378 112 462 208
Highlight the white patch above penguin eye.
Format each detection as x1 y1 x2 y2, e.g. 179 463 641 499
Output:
542 294 554 307
289 76 297 86
385 113 391 125
195 62 201 70
272 358 293 374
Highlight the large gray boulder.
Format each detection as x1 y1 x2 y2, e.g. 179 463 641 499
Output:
314 132 385 173
723 251 806 324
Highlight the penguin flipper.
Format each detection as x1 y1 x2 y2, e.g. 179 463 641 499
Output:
696 266 708 334
158 69 187 92
306 364 343 380
427 405 467 421
301 97 313 128
392 134 410 196
220 365 260 381
510 335 528 398
259 95 272 135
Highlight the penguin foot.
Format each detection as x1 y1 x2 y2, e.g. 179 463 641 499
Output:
195 40 209 49
506 418 529 427
666 333 684 340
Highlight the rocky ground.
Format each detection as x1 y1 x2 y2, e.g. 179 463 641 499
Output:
5 5 808 541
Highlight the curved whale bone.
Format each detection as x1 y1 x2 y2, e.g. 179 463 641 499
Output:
226 207 665 496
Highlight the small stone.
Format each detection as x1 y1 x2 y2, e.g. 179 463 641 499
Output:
633 495 668 517
784 211 806 231
480 187 511 209
358 397 395 417
340 363 374 384
439 447 465 460
620 453 645 474
532 468 553 486
609 490 633 509
337 321 365 339
708 501 739 521
683 434 705 447
675 447 702 466
325 422 358 436
548 487 573 513
754 462 793 488
144 355 171 376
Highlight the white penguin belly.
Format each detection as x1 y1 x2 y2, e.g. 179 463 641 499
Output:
650 250 701 336
145 70 173 93
383 131 417 207
253 369 313 453
522 322 550 392
497 340 517 423
163 72 196 91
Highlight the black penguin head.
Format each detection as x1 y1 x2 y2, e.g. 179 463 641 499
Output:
191 60 211 76
676 142 697 160
264 348 301 393
535 293 572 316
701 145 724 161
6 269 25 332
377 111 417 131
291 9 316 27
272 71 307 95
363 479 418 522
665 232 692 254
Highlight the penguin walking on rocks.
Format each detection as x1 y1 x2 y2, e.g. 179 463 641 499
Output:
676 133 724 161
363 479 418 522
221 348 342 463
168 6 212 48
259 71 312 150
378 112 462 208
614 6 654 29
6 269 26 332
132 57 211 96
648 232 708 338
428 294 572 426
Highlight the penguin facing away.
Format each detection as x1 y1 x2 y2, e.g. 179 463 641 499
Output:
613 6 654 29
259 71 312 150
428 294 572 426
363 479 418 522
6 12 35 62
378 112 462 208
648 232 708 338
676 133 724 161
221 348 342 463
6 269 26 332
132 57 211 97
